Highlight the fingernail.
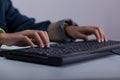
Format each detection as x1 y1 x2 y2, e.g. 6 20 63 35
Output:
47 44 50 48
42 45 44 48
98 39 101 43
31 44 35 48
105 38 108 42
101 38 104 42
40 44 44 48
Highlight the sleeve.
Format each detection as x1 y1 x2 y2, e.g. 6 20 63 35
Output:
47 19 78 42
5 0 78 42
5 0 51 33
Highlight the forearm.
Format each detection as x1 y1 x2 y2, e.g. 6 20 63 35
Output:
0 34 4 45
0 33 14 46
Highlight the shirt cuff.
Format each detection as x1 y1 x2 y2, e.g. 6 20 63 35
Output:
0 28 5 33
47 19 78 42
0 28 5 47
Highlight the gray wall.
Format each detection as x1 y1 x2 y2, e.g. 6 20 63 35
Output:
12 0 120 40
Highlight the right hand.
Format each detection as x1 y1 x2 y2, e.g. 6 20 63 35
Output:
0 30 50 48
65 26 108 42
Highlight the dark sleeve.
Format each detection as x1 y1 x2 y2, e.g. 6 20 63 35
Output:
3 0 77 42
5 0 51 33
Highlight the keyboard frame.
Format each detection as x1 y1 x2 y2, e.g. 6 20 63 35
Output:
1 40 120 66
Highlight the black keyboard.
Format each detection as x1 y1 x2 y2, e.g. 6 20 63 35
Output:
2 40 120 66
8 40 120 56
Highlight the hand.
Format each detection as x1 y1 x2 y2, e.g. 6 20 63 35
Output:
0 30 50 48
65 26 108 42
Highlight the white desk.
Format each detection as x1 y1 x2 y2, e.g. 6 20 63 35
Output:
0 46 120 80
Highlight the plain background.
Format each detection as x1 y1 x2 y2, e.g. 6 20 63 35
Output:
12 0 120 40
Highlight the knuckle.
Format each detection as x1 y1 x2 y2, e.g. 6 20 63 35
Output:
96 27 101 30
26 30 32 32
42 31 47 34
39 31 47 35
26 30 31 32
38 30 44 34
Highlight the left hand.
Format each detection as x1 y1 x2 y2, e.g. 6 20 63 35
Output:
0 30 50 48
65 26 108 42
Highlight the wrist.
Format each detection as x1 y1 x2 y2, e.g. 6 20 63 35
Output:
63 22 76 41
0 33 6 45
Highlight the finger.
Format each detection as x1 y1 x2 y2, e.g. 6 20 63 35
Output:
95 27 104 42
34 32 44 48
38 31 50 48
43 31 50 47
94 27 108 42
99 28 108 42
98 29 107 42
24 36 35 48
92 28 101 42
105 36 108 42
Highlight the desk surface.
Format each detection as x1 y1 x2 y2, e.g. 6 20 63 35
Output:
0 46 120 80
